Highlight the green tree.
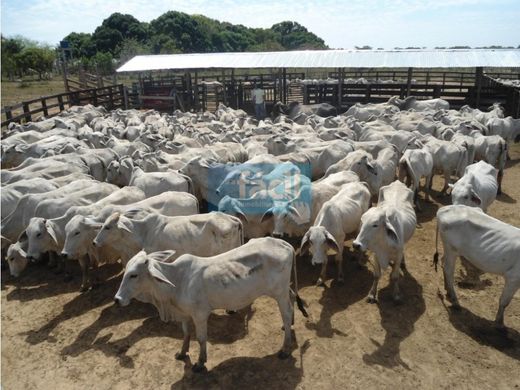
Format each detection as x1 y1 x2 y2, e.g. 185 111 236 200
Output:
271 21 327 50
92 26 124 54
62 32 97 58
1 35 24 79
100 12 148 42
17 47 56 79
117 38 151 63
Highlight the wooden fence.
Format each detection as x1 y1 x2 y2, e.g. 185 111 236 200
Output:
1 84 132 128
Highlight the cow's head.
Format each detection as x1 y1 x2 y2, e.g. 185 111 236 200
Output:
114 250 177 307
450 183 482 209
6 241 28 277
25 218 59 261
300 226 339 265
63 215 102 259
353 208 400 252
93 212 132 248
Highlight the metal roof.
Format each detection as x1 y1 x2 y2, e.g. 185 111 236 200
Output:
117 49 520 72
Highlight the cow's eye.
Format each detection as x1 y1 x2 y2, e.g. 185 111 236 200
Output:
105 226 110 230
129 274 138 279
36 233 42 238
372 224 378 228
74 231 80 236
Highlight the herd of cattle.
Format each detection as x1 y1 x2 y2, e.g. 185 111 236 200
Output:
1 97 520 372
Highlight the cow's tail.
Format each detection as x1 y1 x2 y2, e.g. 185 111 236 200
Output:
433 219 440 272
292 249 308 318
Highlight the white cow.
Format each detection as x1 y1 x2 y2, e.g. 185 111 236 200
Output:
300 182 371 285
113 237 308 372
450 161 498 212
265 171 359 238
398 147 434 209
472 134 507 194
93 211 243 265
353 181 417 303
63 192 198 259
434 205 520 328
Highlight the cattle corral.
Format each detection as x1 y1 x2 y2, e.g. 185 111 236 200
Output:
1 96 520 389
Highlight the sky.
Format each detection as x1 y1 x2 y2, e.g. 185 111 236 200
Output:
1 0 519 49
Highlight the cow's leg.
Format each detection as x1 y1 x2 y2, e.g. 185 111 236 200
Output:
175 320 190 360
497 169 503 195
367 259 382 303
192 315 209 373
495 275 520 328
317 259 327 286
78 255 91 292
335 248 344 283
424 175 433 201
440 171 450 194
442 250 459 307
276 293 293 359
391 253 403 302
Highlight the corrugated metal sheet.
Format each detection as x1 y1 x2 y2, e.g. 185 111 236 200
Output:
117 49 520 72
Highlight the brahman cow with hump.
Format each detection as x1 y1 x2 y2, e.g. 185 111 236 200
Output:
93 210 243 265
300 181 371 285
113 237 308 373
434 205 520 328
450 160 498 213
353 181 417 303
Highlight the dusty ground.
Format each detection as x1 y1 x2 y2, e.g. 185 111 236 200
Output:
2 145 520 390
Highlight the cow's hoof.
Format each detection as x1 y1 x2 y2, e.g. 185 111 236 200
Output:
277 350 290 360
79 285 90 293
316 278 325 287
366 295 377 304
192 363 207 373
175 352 187 361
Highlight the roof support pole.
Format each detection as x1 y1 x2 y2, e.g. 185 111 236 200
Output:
194 70 199 111
406 67 413 97
337 67 344 109
282 68 287 105
475 66 483 109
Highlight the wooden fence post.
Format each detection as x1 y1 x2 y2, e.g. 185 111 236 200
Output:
122 85 128 109
406 67 413 97
22 102 31 122
41 99 48 117
57 95 65 111
475 66 483 109
92 88 98 106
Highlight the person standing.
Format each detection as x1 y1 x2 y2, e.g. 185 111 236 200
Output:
251 82 266 120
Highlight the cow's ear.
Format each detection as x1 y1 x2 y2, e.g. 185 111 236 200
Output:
299 231 311 255
288 205 301 220
45 222 59 245
148 262 176 288
385 220 399 244
470 190 482 205
84 217 102 229
231 206 249 223
117 217 133 233
148 250 177 263
260 208 274 223
16 230 28 243
325 231 339 255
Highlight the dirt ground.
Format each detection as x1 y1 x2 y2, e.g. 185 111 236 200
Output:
2 145 520 390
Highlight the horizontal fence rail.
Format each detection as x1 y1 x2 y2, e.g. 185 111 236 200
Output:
1 84 138 128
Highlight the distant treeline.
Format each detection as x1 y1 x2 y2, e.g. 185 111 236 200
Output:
62 12 327 62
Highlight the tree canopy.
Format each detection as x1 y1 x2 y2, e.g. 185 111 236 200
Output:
60 11 328 61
